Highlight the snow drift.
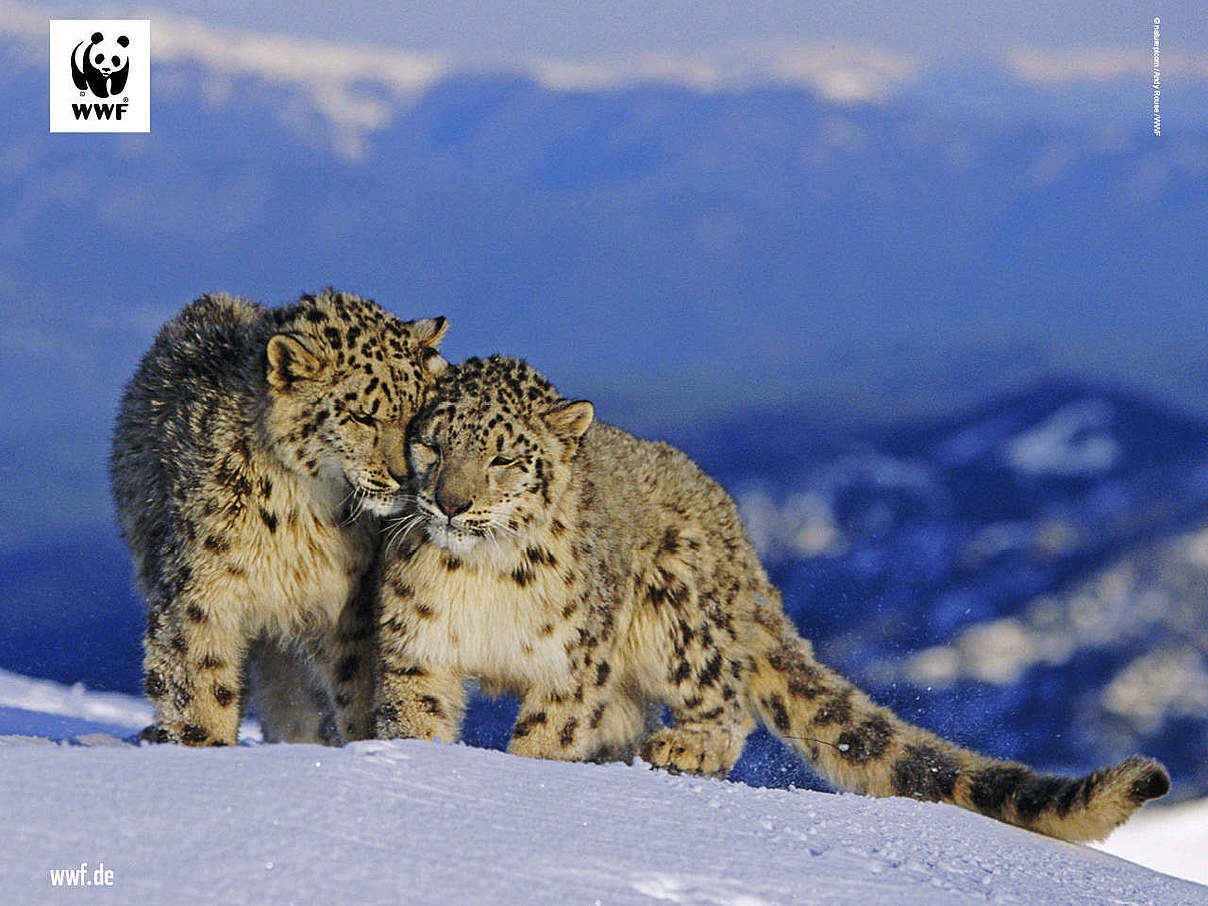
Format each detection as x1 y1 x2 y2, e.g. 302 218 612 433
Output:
0 671 1203 905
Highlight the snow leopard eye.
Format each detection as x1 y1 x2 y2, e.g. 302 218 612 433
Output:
349 410 375 427
488 455 516 469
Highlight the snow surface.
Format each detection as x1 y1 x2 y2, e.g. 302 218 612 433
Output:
1 671 1204 905
1095 798 1208 890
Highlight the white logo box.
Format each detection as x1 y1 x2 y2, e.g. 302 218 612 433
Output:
50 19 150 133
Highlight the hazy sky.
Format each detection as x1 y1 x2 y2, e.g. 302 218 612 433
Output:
28 0 1204 61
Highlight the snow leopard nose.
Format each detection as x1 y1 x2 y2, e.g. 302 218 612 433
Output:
437 494 471 518
435 460 477 519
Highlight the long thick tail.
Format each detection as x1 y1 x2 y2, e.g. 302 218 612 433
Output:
743 610 1169 843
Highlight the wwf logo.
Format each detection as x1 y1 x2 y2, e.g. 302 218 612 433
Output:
70 31 131 99
50 20 149 133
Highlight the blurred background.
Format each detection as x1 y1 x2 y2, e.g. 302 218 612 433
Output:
2 0 1206 801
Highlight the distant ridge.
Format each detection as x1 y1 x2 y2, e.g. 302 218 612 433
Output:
7 0 1208 159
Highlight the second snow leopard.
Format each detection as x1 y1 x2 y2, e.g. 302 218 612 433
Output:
111 290 447 746
374 355 1169 843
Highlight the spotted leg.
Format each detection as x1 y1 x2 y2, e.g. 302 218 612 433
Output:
141 591 246 746
508 656 641 762
374 655 466 743
639 612 756 777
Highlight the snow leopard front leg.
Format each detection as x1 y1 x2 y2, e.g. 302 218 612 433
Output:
373 660 466 743
373 566 466 742
507 643 645 763
141 586 248 746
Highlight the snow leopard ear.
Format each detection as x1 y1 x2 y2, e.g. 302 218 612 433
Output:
545 400 594 440
266 333 325 390
409 316 448 347
409 316 449 377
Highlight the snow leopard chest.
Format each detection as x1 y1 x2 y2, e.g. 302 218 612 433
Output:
197 468 375 633
399 543 584 692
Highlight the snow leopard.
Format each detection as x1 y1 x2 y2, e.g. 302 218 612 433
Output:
373 355 1169 843
110 289 448 746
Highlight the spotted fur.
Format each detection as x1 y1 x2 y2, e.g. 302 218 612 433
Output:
111 289 447 746
375 355 1168 843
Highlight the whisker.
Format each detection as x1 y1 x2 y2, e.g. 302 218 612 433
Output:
488 518 522 544
340 493 359 527
384 512 425 550
343 485 372 527
485 524 504 557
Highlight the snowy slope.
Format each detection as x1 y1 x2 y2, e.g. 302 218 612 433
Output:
1 672 1204 905
1095 798 1208 892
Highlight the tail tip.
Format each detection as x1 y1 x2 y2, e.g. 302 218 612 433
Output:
1125 758 1171 804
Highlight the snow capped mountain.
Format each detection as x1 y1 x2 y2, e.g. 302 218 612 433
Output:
150 18 448 162
1005 46 1208 86
2 4 924 162
6 1 1208 161
530 39 921 104
1001 399 1120 476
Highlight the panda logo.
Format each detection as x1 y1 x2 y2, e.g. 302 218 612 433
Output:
70 31 130 99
